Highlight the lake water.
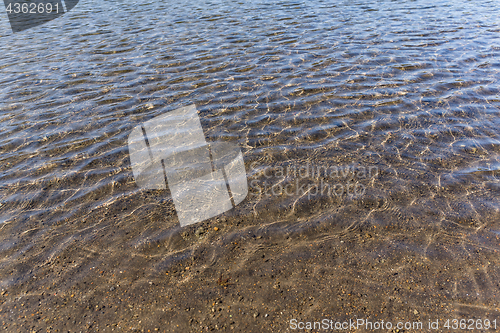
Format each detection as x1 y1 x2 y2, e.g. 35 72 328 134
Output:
1 0 500 331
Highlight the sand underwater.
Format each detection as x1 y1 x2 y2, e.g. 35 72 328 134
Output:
1 0 500 332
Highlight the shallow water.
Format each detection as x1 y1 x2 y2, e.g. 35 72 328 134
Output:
1 0 500 331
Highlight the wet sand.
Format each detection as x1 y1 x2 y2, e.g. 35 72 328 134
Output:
1 0 500 331
1 171 500 332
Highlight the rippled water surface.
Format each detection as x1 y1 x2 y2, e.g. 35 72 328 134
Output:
1 0 500 331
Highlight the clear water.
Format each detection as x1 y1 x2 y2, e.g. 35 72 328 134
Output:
0 0 500 331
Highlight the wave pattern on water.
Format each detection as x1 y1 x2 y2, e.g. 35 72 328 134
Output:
0 0 500 331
